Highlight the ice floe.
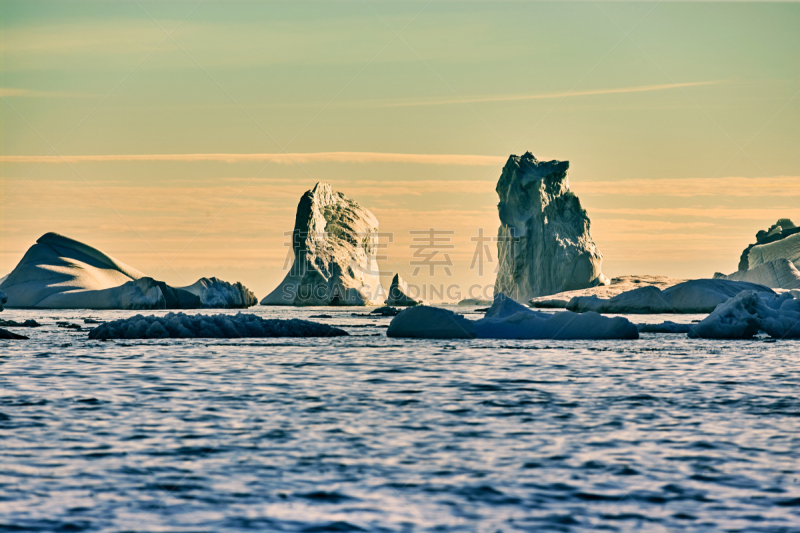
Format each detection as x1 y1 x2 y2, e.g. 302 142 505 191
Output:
88 313 349 340
567 279 774 314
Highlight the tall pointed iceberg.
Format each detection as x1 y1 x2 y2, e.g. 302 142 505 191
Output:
494 152 608 301
261 183 382 306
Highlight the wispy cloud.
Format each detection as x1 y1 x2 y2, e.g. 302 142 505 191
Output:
573 176 800 197
0 152 506 166
383 81 721 107
0 87 97 98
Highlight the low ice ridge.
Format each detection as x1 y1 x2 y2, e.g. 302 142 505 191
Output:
88 312 349 340
387 294 639 340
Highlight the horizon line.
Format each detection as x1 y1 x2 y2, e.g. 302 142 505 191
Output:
0 152 508 166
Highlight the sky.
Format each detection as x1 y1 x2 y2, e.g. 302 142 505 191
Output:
1 1 799 301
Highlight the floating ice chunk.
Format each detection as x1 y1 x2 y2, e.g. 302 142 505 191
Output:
387 306 476 339
637 321 693 334
688 291 800 339
568 279 774 314
179 277 258 309
386 294 639 340
88 313 349 340
474 294 638 340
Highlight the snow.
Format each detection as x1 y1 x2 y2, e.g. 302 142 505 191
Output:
179 277 258 308
567 279 775 314
384 274 422 306
88 313 349 340
494 152 608 301
262 183 383 306
688 291 800 339
387 294 639 340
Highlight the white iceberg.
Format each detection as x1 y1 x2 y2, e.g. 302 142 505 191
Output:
384 273 422 306
0 233 256 309
715 219 800 289
179 277 258 309
262 183 383 306
88 312 349 340
567 279 774 314
494 152 608 301
688 291 800 339
387 294 639 340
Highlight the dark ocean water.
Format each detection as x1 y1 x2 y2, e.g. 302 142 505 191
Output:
1 307 799 532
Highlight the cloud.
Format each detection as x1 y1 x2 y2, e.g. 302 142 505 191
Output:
0 152 506 166
383 81 721 107
572 176 800 197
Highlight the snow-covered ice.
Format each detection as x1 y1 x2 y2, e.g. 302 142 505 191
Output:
0 233 255 309
179 277 258 309
88 313 349 340
387 294 639 340
567 279 774 314
688 291 800 339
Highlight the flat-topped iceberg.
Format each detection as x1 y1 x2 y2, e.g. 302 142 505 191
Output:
0 233 256 309
387 294 638 340
494 152 608 301
688 291 800 339
262 183 382 306
567 279 774 314
88 312 349 340
530 274 685 309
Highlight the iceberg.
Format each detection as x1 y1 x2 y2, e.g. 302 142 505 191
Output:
384 273 422 306
0 233 256 309
0 290 6 311
715 219 800 289
261 183 382 306
688 291 800 339
494 152 608 301
387 294 639 340
88 312 349 340
567 279 775 314
387 306 476 339
179 277 258 309
530 275 685 309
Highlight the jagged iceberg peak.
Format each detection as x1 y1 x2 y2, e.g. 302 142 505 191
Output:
494 152 608 302
262 182 383 306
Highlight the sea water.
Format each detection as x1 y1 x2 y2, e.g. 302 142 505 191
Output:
1 306 798 532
